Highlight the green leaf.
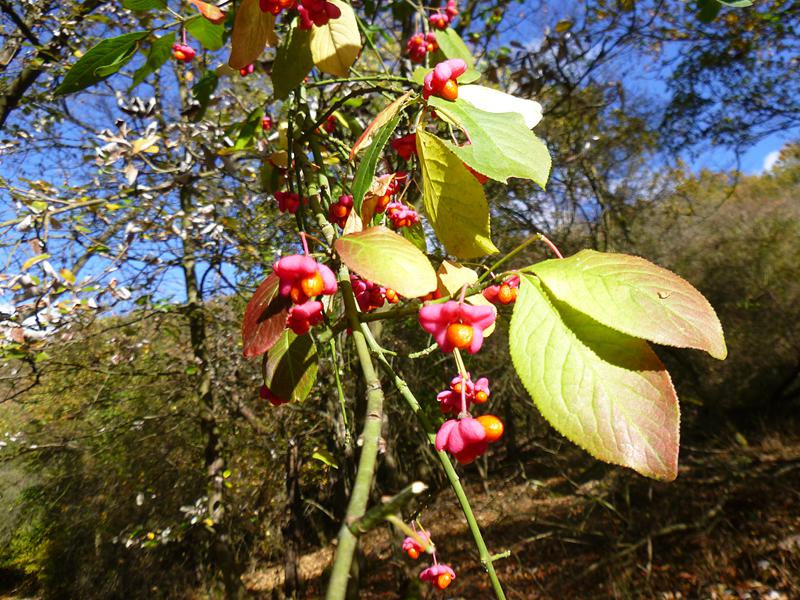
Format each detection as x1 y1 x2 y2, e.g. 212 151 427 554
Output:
427 96 551 188
434 28 474 68
416 129 498 258
131 32 175 88
530 250 727 359
334 226 437 298
697 0 722 22
509 275 680 481
122 0 166 11
262 331 318 403
309 0 361 76
233 107 264 150
311 449 339 469
190 71 219 121
241 273 290 358
55 32 149 96
351 113 402 214
186 16 225 50
260 162 283 194
229 0 277 68
272 21 313 99
717 0 752 6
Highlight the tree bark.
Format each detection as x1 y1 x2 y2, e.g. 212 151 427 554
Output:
179 185 245 600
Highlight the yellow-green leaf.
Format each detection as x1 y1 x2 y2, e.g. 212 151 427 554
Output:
416 129 498 258
510 275 680 481
334 226 437 298
22 254 50 271
309 0 361 77
531 250 727 359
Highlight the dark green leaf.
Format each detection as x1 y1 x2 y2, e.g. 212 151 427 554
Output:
697 0 722 22
55 31 149 96
233 107 265 150
272 21 313 99
351 112 402 213
262 331 318 403
122 0 166 11
190 71 218 121
131 32 175 88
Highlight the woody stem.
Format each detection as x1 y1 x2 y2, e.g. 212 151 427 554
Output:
361 325 508 600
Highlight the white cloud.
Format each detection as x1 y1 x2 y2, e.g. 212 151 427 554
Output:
763 150 781 173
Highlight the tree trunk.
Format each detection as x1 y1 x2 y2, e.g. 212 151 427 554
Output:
179 185 245 600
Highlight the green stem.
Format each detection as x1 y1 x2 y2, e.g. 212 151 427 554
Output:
329 338 350 445
360 325 508 599
305 75 409 87
324 269 386 600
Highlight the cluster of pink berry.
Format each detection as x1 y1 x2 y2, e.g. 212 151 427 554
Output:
418 295 504 464
483 274 520 305
261 115 273 131
423 58 467 101
385 201 419 229
328 194 353 228
274 191 304 214
402 527 456 591
435 373 503 463
172 43 196 63
406 32 438 63
351 274 399 312
274 254 337 335
430 0 459 30
239 63 254 77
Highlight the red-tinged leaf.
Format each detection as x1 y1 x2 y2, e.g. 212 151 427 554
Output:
334 226 437 298
350 91 413 160
510 275 680 481
229 0 278 69
531 250 727 359
188 0 226 24
242 273 290 358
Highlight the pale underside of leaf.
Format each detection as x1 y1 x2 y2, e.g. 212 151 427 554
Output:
457 85 543 129
531 250 727 359
510 275 680 481
416 129 498 259
309 0 361 77
427 96 551 189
